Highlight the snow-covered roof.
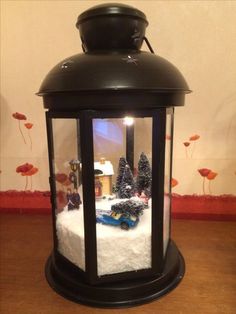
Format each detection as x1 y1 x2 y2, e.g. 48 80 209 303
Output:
94 160 114 176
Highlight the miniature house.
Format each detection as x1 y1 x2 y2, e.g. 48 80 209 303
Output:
94 158 114 195
38 3 190 308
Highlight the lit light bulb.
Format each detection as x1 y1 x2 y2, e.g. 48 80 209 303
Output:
123 117 134 126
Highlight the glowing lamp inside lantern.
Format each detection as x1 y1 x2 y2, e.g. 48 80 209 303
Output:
123 116 134 126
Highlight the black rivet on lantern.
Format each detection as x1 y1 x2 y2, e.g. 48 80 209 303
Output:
38 3 191 308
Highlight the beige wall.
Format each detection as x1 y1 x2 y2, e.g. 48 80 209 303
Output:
1 0 236 195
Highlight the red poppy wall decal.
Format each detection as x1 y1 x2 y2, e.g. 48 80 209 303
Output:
189 134 200 141
207 171 217 180
183 141 190 158
24 123 33 150
171 178 178 188
16 163 33 174
21 167 38 176
55 173 67 184
55 173 71 191
12 112 26 120
198 168 211 177
198 168 211 195
63 178 72 187
189 134 200 158
183 142 190 147
12 112 27 144
16 163 38 190
198 168 218 195
206 171 218 194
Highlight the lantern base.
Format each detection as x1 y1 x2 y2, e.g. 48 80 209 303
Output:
45 240 185 308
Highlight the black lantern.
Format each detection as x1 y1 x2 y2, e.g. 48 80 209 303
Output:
38 3 190 308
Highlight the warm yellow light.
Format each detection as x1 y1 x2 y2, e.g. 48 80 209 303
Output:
123 116 134 126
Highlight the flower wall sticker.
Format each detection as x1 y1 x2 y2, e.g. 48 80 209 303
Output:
55 173 71 191
183 134 200 158
189 134 200 141
24 123 33 150
198 168 218 195
12 112 27 144
207 171 218 194
16 163 38 190
189 134 200 158
55 173 72 207
183 142 190 158
12 112 34 150
198 168 211 195
171 178 178 188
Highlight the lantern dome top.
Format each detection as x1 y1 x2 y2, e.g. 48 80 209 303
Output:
76 3 148 52
77 3 147 25
37 3 191 110
38 51 190 96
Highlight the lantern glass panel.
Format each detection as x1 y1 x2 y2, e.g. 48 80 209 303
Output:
52 118 85 272
163 112 173 256
93 117 152 276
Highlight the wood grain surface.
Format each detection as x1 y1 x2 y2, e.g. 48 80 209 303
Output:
0 214 235 314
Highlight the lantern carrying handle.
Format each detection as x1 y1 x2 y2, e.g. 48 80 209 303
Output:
81 37 155 54
143 37 155 54
82 42 86 53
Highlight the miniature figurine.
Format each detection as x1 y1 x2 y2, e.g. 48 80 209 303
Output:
95 176 103 198
69 159 80 189
94 158 114 195
66 188 82 210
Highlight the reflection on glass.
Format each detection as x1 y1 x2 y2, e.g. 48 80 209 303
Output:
163 113 172 256
52 118 85 272
93 117 152 276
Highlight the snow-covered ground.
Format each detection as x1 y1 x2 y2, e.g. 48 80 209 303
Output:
56 197 152 276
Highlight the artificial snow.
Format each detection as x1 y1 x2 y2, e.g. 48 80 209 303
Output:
94 160 114 176
56 209 86 271
56 197 152 276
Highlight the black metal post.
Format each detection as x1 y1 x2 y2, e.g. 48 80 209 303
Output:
80 111 98 284
152 108 166 273
76 119 82 187
126 124 134 172
168 108 175 253
45 112 58 251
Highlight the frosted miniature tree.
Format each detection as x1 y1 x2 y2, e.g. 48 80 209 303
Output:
136 152 152 196
111 199 144 217
119 164 135 198
116 157 128 194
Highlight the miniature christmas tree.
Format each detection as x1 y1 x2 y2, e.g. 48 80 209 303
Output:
111 199 144 218
119 164 135 198
115 157 128 193
136 152 152 196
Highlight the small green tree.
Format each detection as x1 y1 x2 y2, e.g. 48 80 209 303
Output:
136 152 152 196
116 157 127 195
119 164 135 198
111 199 144 218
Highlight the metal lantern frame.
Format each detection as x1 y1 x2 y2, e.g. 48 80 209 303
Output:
39 3 190 308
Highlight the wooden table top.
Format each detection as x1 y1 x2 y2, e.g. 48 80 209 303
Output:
0 214 235 314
